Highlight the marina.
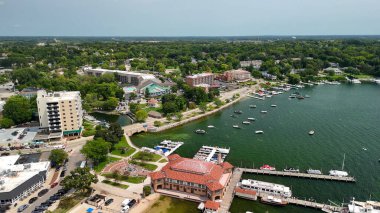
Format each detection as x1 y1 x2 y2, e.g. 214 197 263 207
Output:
193 145 230 163
153 140 184 156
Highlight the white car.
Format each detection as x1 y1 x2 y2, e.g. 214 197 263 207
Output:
120 205 130 213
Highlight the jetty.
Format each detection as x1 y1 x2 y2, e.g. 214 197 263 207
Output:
154 140 184 156
240 168 355 182
193 146 230 164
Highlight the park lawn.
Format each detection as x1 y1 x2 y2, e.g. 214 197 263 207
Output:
102 180 129 189
159 159 168 163
132 161 158 171
132 151 162 162
93 156 121 173
82 120 96 137
353 74 373 79
111 136 136 157
103 173 146 183
55 191 90 212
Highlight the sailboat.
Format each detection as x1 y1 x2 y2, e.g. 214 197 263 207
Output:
329 153 349 177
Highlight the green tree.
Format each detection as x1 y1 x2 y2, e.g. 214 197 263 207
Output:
213 98 224 108
199 102 207 112
129 93 137 101
102 97 119 110
153 120 162 127
61 167 98 192
129 103 141 114
108 123 124 140
3 95 33 124
49 149 68 167
135 110 148 122
287 74 301 85
81 138 111 165
0 118 14 128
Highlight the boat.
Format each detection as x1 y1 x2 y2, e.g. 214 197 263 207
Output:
305 95 311 98
296 95 305 99
234 110 243 114
242 121 250 125
351 79 362 84
375 79 380 85
289 95 297 98
261 110 268 113
307 169 322 175
271 105 277 107
309 130 315 135
329 153 349 177
207 125 215 128
233 125 241 129
362 147 367 151
247 118 256 121
240 179 292 197
193 145 230 163
255 130 264 134
260 164 276 171
195 129 206 134
260 195 288 206
348 198 380 213
283 167 300 173
249 105 257 108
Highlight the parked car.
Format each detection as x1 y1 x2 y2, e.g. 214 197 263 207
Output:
28 197 38 204
60 170 66 177
105 198 114 206
50 182 58 188
17 204 29 212
38 188 49 197
127 199 136 207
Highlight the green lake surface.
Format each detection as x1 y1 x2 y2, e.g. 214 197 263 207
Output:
89 112 133 126
132 84 380 213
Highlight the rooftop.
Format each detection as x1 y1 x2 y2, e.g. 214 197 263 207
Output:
86 68 156 80
37 90 81 101
186 73 214 79
0 128 39 146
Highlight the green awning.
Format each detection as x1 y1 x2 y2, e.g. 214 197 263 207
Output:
63 127 82 135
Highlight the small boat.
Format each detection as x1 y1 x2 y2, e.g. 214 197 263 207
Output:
260 164 276 171
362 147 367 151
247 118 256 121
195 129 206 134
283 167 300 173
305 95 311 98
249 105 257 108
233 125 241 129
242 121 250 125
255 130 264 134
329 153 349 177
207 125 215 128
309 130 315 135
307 169 322 175
261 111 268 114
289 95 296 98
230 114 237 118
271 105 277 107
234 110 243 114
296 95 305 99
260 195 288 206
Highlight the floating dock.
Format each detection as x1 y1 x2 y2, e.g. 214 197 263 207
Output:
240 168 356 182
193 145 230 163
154 140 184 156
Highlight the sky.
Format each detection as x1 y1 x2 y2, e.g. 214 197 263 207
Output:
0 0 379 36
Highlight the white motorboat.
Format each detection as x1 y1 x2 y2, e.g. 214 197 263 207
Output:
195 129 206 134
283 167 300 173
207 125 215 128
348 198 380 213
375 79 380 85
307 169 322 175
242 121 250 125
261 111 268 113
309 130 315 135
249 105 257 108
233 125 241 129
247 118 256 121
271 105 277 107
329 153 349 177
255 130 264 134
240 179 292 198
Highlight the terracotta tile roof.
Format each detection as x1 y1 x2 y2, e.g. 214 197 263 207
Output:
221 162 234 170
148 98 158 104
204 200 220 210
235 187 257 196
150 154 232 191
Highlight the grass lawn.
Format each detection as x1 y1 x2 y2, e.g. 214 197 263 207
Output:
103 173 146 183
131 161 158 171
102 180 129 189
159 159 168 163
82 120 96 137
353 74 373 79
111 136 136 157
54 191 90 212
93 156 121 173
132 151 162 162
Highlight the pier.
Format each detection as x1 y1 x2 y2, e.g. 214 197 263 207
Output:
240 168 355 182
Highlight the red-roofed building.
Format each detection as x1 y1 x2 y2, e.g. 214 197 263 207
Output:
204 200 220 212
149 154 233 201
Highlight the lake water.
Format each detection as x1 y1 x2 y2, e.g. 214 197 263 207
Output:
89 112 133 126
132 84 380 213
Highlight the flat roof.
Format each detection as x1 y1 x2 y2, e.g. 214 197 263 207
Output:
37 90 81 102
186 73 214 78
0 128 38 146
86 68 156 80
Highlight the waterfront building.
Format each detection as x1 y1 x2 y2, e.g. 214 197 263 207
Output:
0 155 50 207
139 83 170 97
324 67 344 75
262 72 277 80
185 73 215 88
37 90 83 138
222 69 251 82
150 154 233 201
83 67 159 87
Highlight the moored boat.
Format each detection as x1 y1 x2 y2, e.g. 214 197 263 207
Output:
283 167 300 173
240 179 292 198
195 129 206 134
348 198 380 213
260 164 276 171
296 95 305 99
260 195 288 206
255 130 264 134
309 130 315 135
261 110 268 113
234 110 243 114
242 121 250 125
249 105 257 108
247 118 256 121
233 125 241 129
271 104 277 107
307 169 322 175
207 125 215 128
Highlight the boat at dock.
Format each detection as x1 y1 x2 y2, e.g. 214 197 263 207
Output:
247 118 256 121
307 169 322 175
242 121 251 125
329 153 349 177
193 145 230 163
154 140 184 156
240 179 292 197
260 164 276 171
260 195 288 206
195 129 206 134
283 167 300 173
255 130 264 134
348 198 380 213
249 105 257 108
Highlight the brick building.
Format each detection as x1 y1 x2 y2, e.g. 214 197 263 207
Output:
185 73 215 87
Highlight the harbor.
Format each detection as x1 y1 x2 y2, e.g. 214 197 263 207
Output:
193 145 230 163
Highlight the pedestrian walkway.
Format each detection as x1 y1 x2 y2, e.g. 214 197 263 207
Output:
219 168 243 213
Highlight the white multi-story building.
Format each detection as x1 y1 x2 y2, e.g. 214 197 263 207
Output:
0 155 50 207
37 90 83 138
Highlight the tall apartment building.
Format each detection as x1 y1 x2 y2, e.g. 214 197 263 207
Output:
222 69 252 82
37 90 83 137
185 73 215 87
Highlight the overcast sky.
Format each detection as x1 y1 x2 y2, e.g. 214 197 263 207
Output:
0 0 379 36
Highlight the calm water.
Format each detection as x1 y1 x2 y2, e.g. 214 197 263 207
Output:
132 84 380 213
90 112 133 126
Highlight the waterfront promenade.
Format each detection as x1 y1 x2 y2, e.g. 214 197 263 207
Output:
240 168 356 182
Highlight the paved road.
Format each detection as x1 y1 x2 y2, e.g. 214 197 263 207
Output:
22 139 87 213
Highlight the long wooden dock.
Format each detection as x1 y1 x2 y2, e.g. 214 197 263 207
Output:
240 168 356 182
218 169 243 213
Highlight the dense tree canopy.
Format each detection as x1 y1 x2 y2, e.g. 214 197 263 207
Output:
49 149 68 167
3 95 33 124
61 167 98 192
81 138 111 165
